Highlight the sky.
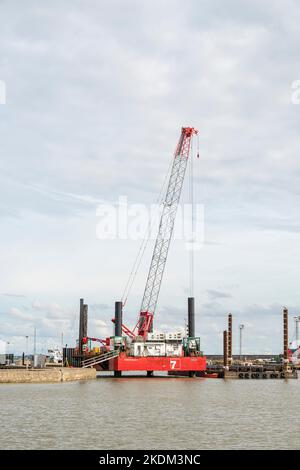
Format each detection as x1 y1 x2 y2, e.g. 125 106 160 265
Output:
0 0 300 355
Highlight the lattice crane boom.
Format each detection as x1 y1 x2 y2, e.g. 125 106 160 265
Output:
138 127 198 337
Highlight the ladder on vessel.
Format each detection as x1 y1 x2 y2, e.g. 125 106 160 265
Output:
81 350 119 368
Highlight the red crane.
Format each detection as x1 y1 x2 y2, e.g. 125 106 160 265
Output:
120 127 198 339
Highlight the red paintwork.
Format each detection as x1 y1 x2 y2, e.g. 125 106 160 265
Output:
137 312 154 338
111 319 136 339
107 352 206 372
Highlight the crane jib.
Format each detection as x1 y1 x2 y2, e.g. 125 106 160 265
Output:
138 127 198 338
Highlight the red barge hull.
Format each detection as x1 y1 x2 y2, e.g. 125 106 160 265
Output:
107 353 206 372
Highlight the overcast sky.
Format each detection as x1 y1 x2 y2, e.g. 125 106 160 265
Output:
0 0 300 355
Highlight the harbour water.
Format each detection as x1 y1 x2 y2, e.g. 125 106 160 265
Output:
0 376 299 449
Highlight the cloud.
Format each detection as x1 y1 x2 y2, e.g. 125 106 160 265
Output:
31 300 67 319
89 303 109 311
90 319 111 339
0 340 6 354
9 307 34 321
207 289 232 300
2 293 26 298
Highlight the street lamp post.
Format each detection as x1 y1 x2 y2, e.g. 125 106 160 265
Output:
25 335 29 369
239 324 245 360
6 341 10 366
33 327 36 356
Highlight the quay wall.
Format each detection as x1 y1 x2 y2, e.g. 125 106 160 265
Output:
0 368 96 384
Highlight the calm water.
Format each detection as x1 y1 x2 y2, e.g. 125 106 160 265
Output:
0 376 299 450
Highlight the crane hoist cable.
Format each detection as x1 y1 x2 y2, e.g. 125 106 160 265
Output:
187 132 201 297
121 149 175 307
188 136 195 297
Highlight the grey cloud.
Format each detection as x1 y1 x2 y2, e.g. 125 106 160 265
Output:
207 289 232 300
9 307 34 321
89 303 109 311
2 293 26 298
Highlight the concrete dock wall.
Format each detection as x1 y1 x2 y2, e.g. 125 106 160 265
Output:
0 368 96 384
